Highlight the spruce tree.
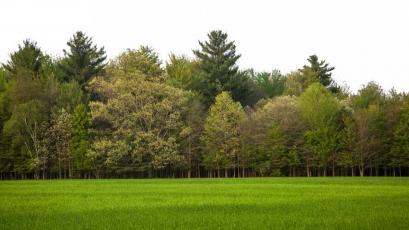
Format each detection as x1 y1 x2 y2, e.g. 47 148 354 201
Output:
59 31 106 86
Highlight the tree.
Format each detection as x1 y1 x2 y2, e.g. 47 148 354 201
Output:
88 70 190 178
71 104 91 178
46 109 73 179
0 69 11 176
59 31 106 86
165 54 205 92
298 83 342 176
264 123 286 176
179 97 205 178
390 111 409 176
56 81 86 113
353 105 384 176
111 46 163 79
2 40 43 78
284 70 319 96
201 92 246 177
193 30 242 105
350 82 386 176
352 82 384 109
244 96 304 176
2 100 47 179
304 55 335 88
253 70 286 98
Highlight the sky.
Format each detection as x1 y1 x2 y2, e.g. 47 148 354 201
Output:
0 0 408 92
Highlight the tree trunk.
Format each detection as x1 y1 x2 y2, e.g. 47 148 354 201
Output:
306 164 310 177
58 156 62 179
224 168 228 178
359 165 364 177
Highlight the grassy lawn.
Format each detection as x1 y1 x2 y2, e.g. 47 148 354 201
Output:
0 177 408 229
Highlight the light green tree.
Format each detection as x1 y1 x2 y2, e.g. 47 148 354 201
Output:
298 83 342 176
110 46 163 79
201 92 246 177
88 69 190 178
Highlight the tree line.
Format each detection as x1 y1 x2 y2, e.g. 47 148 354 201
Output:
0 30 408 179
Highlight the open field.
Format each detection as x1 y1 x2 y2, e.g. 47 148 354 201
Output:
0 178 408 229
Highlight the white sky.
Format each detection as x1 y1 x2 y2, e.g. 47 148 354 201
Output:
1 0 408 92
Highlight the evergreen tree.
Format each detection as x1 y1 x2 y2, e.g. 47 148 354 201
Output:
59 31 106 86
2 40 43 78
193 30 241 105
253 70 286 98
304 55 335 88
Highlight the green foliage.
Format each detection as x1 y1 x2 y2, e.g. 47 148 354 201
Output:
286 55 338 95
352 81 384 109
56 81 85 113
45 109 73 178
253 70 286 98
59 31 106 86
111 46 163 79
304 55 335 87
201 92 245 174
299 83 341 172
390 112 409 171
3 100 47 175
2 40 43 78
165 54 205 92
193 30 244 105
284 70 319 96
71 104 91 175
88 70 191 176
1 31 409 179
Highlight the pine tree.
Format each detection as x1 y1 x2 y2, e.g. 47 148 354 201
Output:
2 40 43 78
305 55 335 87
193 30 241 105
59 31 106 86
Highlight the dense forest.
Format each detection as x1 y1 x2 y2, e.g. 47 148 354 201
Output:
0 30 408 179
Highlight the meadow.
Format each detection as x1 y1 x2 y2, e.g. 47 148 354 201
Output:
0 178 408 229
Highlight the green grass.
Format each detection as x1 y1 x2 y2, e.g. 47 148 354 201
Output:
0 178 408 229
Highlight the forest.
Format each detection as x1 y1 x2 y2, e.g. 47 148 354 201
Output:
0 30 408 179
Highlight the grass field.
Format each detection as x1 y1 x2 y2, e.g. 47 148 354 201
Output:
0 178 408 229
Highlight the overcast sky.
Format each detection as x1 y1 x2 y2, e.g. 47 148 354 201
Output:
1 0 408 92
